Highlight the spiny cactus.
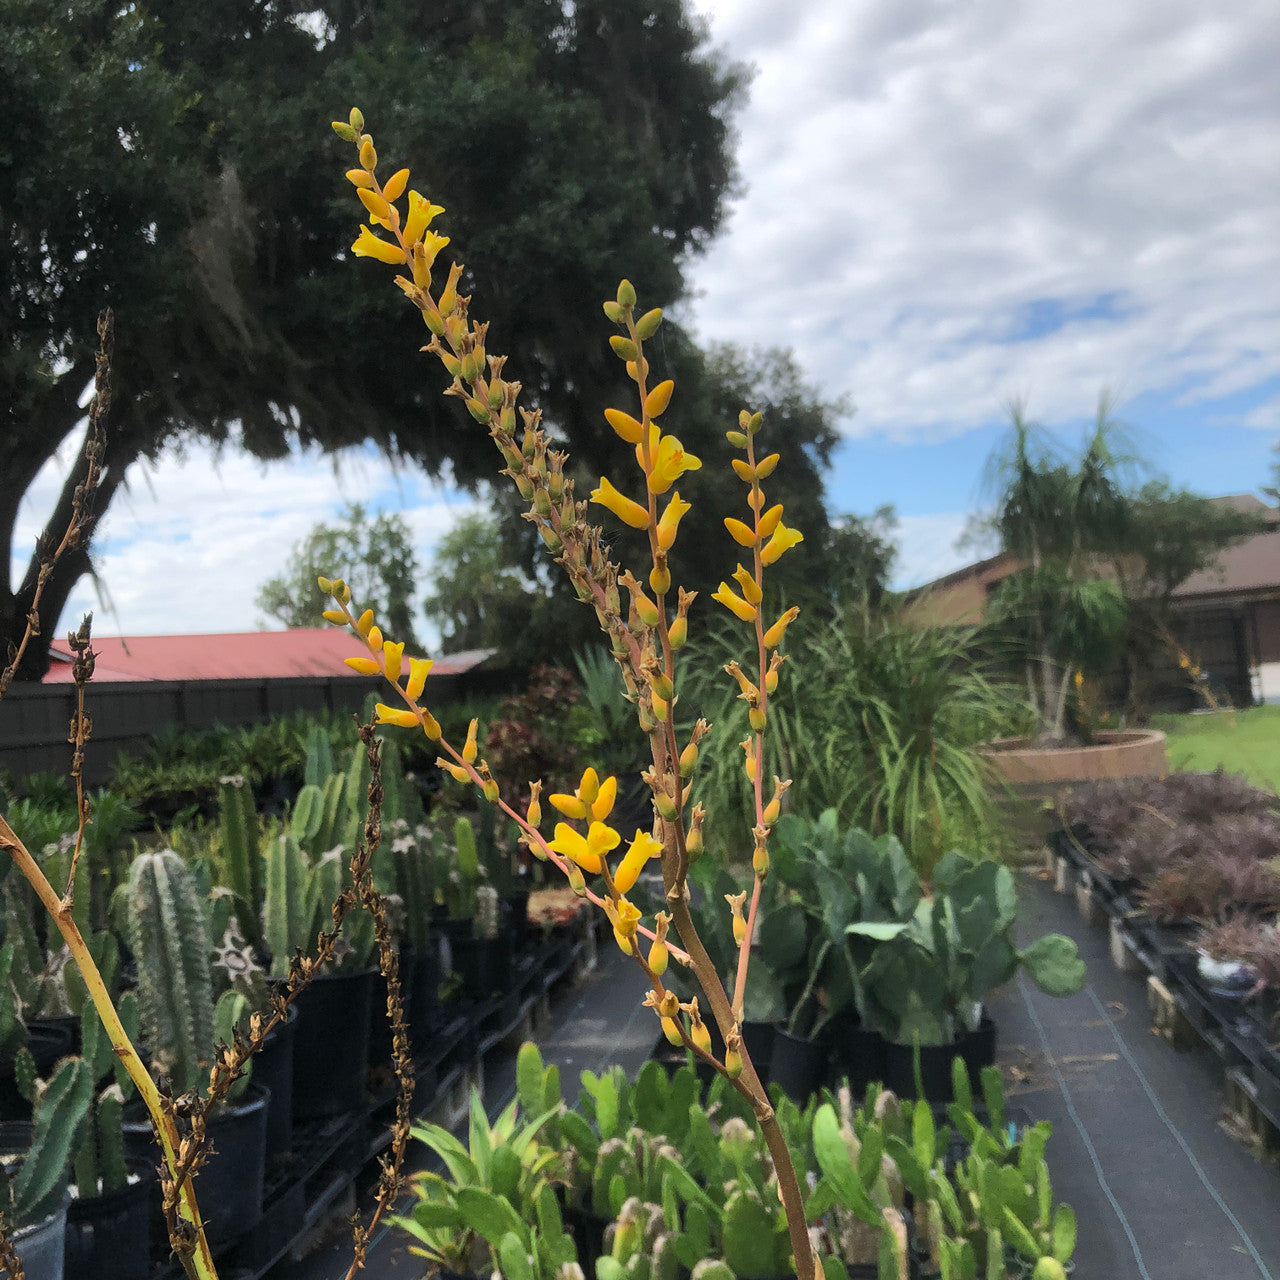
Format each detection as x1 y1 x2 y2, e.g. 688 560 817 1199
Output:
442 816 483 920
69 994 139 1198
125 849 216 1096
390 821 434 949
218 774 264 954
475 884 500 941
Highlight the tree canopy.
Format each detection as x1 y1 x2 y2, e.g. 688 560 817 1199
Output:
1 0 745 677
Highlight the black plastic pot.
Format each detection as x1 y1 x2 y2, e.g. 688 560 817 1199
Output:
0 1123 69 1280
827 1015 888 1093
406 936 443 1048
741 1020 776 1085
504 887 532 951
450 936 513 1000
768 1025 827 1101
254 1004 298 1162
0 1024 76 1121
368 943 415 1068
290 967 376 1119
64 1159 154 1280
882 1015 997 1102
124 1083 269 1247
27 1014 81 1055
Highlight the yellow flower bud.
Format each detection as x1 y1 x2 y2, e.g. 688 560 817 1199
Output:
355 609 375 637
648 939 669 976
763 607 800 649
436 757 470 784
344 656 380 676
367 626 384 651
759 504 785 537
549 793 589 821
609 335 639 361
591 775 617 821
604 407 644 444
348 107 365 132
661 1015 683 1046
616 279 637 308
405 657 433 700
357 186 392 221
382 641 404 682
753 847 771 878
754 453 780 478
322 609 347 625
382 168 410 202
359 137 377 170
603 299 626 323
724 1048 744 1080
732 564 763 605
645 380 674 418
634 307 663 340
724 517 757 547
725 430 748 449
625 357 650 382
345 168 373 189
375 702 419 729
317 575 334 593
578 767 600 804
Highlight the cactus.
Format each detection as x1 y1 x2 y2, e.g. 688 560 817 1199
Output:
304 722 334 788
475 884 500 942
390 821 434 949
218 774 265 954
1 1055 93 1228
265 833 311 970
125 849 216 1096
69 996 139 1199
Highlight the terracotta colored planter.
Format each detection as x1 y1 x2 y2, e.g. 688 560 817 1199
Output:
980 729 1168 787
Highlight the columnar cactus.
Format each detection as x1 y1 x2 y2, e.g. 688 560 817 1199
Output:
125 849 216 1096
218 774 264 954
264 833 311 971
475 884 500 942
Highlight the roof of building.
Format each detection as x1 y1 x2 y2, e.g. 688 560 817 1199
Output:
42 629 495 684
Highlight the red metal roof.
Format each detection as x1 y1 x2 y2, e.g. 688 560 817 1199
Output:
42 630 492 684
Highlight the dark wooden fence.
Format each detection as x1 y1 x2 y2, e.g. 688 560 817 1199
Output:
0 669 514 787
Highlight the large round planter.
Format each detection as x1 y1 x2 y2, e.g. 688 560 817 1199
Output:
124 1084 270 1248
12 1191 70 1280
882 1016 996 1102
65 1160 154 1280
368 944 415 1069
290 967 376 1119
405 936 443 1048
0 1025 76 1122
503 887 532 951
826 1015 888 1093
981 730 1167 788
254 1003 299 1162
768 1026 827 1102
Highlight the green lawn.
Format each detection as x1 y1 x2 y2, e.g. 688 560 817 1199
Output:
1151 704 1280 794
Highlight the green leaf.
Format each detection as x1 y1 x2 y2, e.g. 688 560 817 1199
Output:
516 1041 546 1116
411 1201 466 1230
455 1185 525 1247
499 1231 534 1280
912 1089 937 1168
1020 935 1087 996
1001 1206 1041 1261
1052 1205 1077 1263
979 1065 1005 1138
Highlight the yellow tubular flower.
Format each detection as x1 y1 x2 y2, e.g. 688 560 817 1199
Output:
612 897 642 955
405 657 434 700
760 523 804 566
436 757 470 784
462 718 479 763
591 775 618 821
713 582 757 622
604 408 645 444
645 380 674 418
375 703 419 729
656 492 691 552
548 793 589 821
732 564 762 605
763 607 800 649
382 168 410 201
382 641 405 682
345 656 380 675
357 187 391 221
724 517 757 547
345 169 373 189
367 626 384 651
578 768 601 804
403 192 446 246
355 609 375 637
614 830 663 894
546 823 603 875
585 820 622 865
648 435 701 495
661 1015 683 1046
759 504 785 537
591 476 650 530
351 226 407 264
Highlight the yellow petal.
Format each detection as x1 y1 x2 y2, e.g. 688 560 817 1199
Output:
761 523 804 566
586 821 622 864
656 492 691 553
758 504 785 537
383 641 405 681
733 564 763 605
591 775 618 821
382 168 410 202
546 822 603 874
645 380 674 419
604 408 644 444
405 657 434 700
614 830 663 894
549 793 589 821
344 656 380 675
591 476 650 530
763 607 801 649
375 702 418 728
712 583 757 623
724 517 757 547
351 226 407 265
578 767 601 804
648 435 701 495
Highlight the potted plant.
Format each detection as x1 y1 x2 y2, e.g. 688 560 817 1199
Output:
121 849 269 1246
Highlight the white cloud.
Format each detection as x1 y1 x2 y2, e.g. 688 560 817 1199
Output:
687 0 1280 439
891 511 977 589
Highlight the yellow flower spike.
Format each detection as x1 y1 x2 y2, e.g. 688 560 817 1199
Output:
655 492 691 552
732 564 763 605
585 820 622 865
578 768 601 805
367 626 384 651
660 1015 683 1046
648 435 701 495
548 793 589 821
760 522 804 566
604 408 645 444
436 757 470 784
759 504 785 537
382 168 410 202
382 641 405 682
591 476 650 530
712 582 757 623
526 782 543 830
359 137 377 170
614 830 663 894
355 609 375 637
645 380 674 419
322 609 347 625
763 607 800 649
351 225 407 264
462 718 479 764
357 187 392 221
546 823 604 875
405 657 434 700
754 453 780 479
375 702 419 729
344 656 380 676
345 168 373 189
591 775 617 822
724 517 757 547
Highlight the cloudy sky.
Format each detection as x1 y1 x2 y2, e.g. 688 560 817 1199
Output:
17 0 1279 643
